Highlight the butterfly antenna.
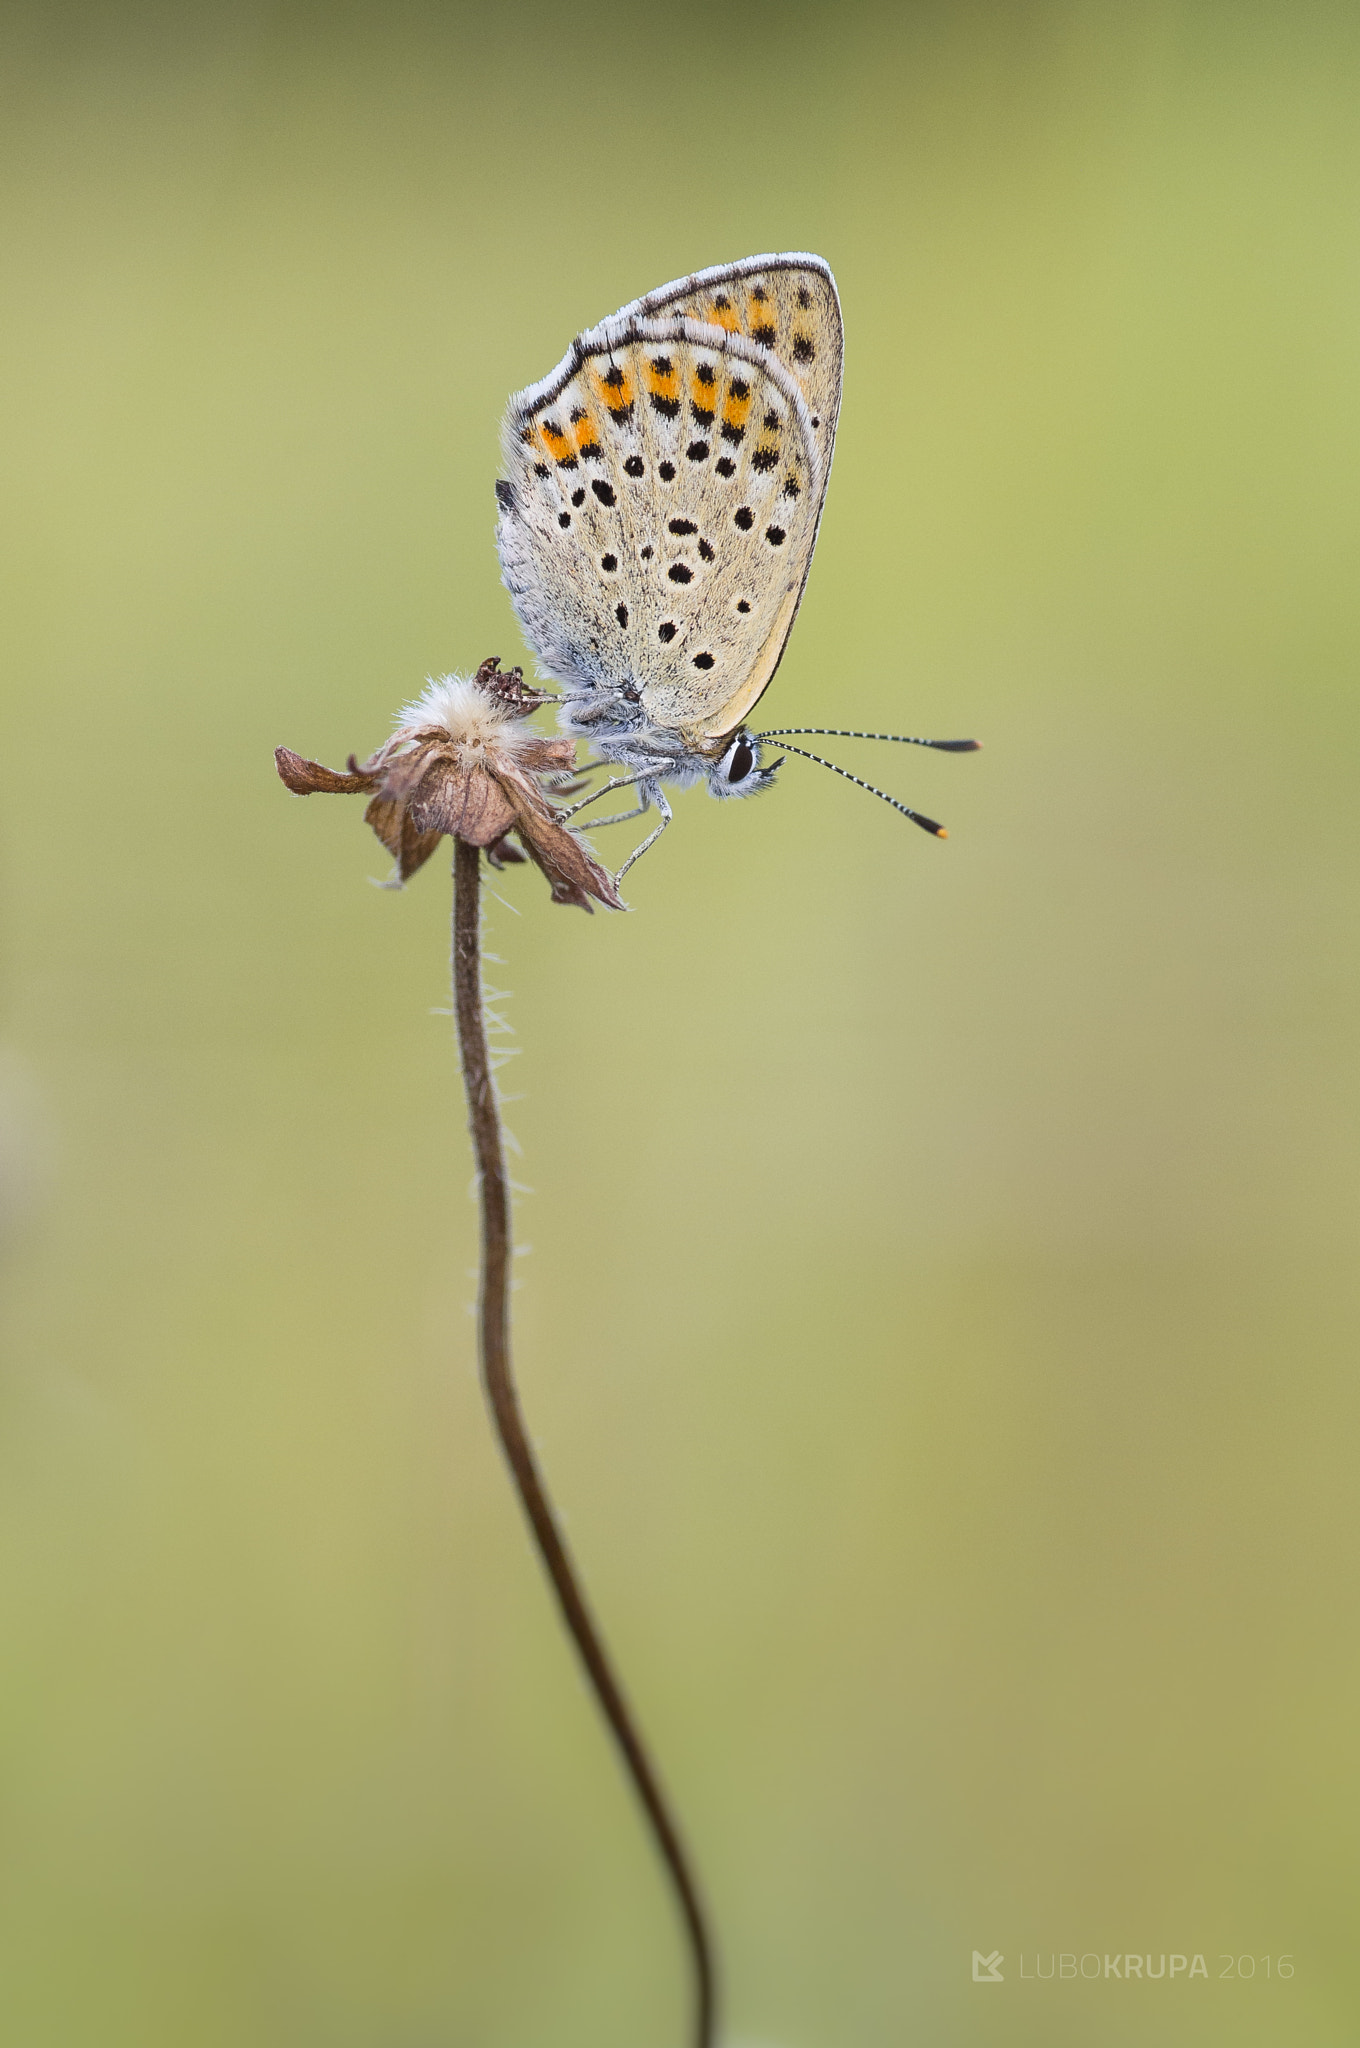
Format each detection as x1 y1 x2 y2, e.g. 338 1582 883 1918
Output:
757 726 980 752
772 740 949 836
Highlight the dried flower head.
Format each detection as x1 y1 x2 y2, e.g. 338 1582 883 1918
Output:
275 657 623 911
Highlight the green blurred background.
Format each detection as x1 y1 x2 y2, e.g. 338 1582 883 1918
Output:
3 3 1358 2042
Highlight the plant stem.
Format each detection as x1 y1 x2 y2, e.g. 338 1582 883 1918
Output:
451 836 717 2048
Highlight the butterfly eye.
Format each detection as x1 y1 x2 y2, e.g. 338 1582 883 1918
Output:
727 738 755 783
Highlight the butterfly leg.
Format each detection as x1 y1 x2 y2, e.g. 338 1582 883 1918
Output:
561 765 667 821
615 782 672 880
575 798 652 829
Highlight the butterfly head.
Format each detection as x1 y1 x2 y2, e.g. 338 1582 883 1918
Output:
707 729 783 802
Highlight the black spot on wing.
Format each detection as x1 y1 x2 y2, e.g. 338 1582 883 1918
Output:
615 603 629 628
692 652 714 670
766 525 786 546
792 334 814 363
734 506 753 530
658 621 677 642
668 564 692 584
668 518 697 535
715 457 735 478
658 461 676 481
624 456 645 477
591 480 616 506
752 322 777 346
495 479 515 512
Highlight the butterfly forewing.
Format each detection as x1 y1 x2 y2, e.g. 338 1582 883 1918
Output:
496 254 842 742
632 254 842 487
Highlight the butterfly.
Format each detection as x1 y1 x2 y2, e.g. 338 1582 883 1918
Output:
494 253 976 877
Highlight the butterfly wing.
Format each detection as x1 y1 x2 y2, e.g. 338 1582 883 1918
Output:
496 254 842 745
624 254 842 493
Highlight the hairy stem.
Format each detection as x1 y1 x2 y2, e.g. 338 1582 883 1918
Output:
452 836 717 2048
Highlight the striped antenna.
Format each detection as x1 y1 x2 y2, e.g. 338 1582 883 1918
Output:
770 739 948 836
756 726 980 752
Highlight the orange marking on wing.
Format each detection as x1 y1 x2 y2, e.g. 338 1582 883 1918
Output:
745 286 780 347
539 418 570 452
645 359 679 403
592 368 634 411
707 298 741 332
722 381 753 433
574 411 601 451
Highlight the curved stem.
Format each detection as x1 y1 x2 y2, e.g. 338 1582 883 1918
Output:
452 836 717 2048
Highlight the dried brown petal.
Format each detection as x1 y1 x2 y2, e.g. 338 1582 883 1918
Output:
485 834 529 869
376 741 441 807
363 795 443 881
275 747 377 795
507 798 625 911
517 736 578 773
408 759 518 847
363 794 402 861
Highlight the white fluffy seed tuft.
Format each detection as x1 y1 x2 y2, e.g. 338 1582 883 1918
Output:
397 674 536 754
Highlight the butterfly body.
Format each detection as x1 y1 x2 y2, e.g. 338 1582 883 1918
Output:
495 254 843 869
